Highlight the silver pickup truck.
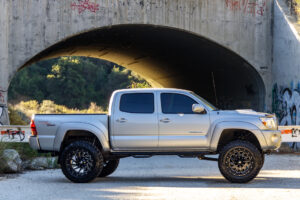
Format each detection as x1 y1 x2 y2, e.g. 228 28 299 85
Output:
29 88 281 183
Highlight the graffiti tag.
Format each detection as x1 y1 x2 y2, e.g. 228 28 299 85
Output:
292 129 300 137
0 92 4 103
71 0 99 14
273 84 300 125
225 0 267 16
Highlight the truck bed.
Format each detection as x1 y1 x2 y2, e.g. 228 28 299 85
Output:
33 114 108 151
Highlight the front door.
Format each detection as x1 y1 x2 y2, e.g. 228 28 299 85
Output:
158 92 210 148
112 92 158 150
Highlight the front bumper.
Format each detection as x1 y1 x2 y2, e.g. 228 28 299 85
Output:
29 136 40 150
261 130 282 150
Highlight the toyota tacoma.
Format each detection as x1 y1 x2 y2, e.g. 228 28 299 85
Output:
29 88 281 183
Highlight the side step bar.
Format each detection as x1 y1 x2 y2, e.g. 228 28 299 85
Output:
132 155 153 158
198 155 218 161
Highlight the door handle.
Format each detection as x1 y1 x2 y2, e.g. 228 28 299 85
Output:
117 118 127 123
160 118 170 123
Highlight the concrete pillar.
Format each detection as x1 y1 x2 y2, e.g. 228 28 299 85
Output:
0 62 10 125
0 0 9 125
0 90 9 125
0 52 10 125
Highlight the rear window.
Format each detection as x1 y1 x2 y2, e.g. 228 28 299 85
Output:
120 93 154 113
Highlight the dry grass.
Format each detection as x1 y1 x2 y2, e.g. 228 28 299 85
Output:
9 100 106 124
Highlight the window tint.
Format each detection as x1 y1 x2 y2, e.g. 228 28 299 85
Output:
120 93 154 113
161 93 197 114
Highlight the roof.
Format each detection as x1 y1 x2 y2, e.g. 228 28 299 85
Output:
114 88 192 93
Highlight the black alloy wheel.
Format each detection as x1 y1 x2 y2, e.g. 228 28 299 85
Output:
61 140 103 183
225 147 254 176
218 140 263 183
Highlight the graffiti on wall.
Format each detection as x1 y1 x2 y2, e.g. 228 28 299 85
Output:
272 83 300 125
225 0 267 16
71 0 100 14
273 83 300 150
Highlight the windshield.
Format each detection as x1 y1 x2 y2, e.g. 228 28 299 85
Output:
189 92 218 111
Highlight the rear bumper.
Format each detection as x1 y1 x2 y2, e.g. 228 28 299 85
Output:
29 136 40 150
261 130 282 151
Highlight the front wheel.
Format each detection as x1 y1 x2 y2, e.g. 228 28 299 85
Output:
218 140 263 183
60 140 104 183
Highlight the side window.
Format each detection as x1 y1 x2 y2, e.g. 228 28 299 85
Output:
161 93 198 114
120 93 154 114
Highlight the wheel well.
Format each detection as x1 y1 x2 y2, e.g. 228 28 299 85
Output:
60 130 103 152
217 129 261 152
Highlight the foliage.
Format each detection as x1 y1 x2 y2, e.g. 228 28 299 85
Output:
296 0 300 22
9 57 151 109
10 100 106 124
286 0 300 23
8 107 27 125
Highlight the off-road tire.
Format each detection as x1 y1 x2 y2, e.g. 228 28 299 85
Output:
98 159 120 177
260 153 265 169
218 140 263 183
60 140 103 183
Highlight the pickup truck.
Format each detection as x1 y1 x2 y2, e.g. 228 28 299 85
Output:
29 88 281 183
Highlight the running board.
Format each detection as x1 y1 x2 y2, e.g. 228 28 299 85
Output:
198 155 218 161
132 155 153 158
110 151 213 156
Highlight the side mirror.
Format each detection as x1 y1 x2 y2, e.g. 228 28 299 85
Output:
192 104 205 114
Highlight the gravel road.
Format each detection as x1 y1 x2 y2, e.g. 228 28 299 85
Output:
1 154 300 200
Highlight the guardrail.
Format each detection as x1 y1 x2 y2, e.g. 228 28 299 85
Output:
279 126 300 142
0 125 30 142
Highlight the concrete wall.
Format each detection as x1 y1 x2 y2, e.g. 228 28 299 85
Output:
272 0 300 125
0 0 274 124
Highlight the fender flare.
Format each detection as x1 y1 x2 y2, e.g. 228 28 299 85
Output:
53 122 110 151
209 121 267 151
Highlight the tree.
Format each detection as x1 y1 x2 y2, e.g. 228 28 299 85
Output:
9 57 151 109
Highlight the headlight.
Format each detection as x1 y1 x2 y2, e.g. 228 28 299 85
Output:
260 117 276 130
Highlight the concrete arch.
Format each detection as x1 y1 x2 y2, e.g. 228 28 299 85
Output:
18 24 265 110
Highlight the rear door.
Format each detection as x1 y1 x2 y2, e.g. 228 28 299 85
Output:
158 92 210 148
111 92 159 150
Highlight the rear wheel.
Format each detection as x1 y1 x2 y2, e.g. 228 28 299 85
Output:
98 159 120 177
260 153 265 169
218 140 263 183
60 140 103 183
